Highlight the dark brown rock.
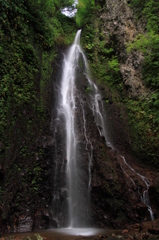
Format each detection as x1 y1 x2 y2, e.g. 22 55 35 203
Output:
18 216 33 232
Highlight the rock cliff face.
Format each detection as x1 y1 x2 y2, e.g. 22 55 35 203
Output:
101 0 147 98
77 0 159 229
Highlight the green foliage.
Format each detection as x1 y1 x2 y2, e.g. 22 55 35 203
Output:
129 0 146 12
132 0 159 30
85 86 93 94
129 0 159 33
128 0 159 90
91 55 121 88
125 93 159 166
99 41 114 55
143 0 159 33
0 0 76 221
127 32 159 90
76 0 95 27
108 57 120 74
0 0 76 155
80 10 122 90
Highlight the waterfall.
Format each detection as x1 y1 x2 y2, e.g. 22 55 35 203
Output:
52 30 154 230
120 156 154 220
61 30 81 227
53 29 113 228
53 30 93 228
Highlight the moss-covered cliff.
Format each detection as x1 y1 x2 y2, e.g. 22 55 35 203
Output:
0 0 76 233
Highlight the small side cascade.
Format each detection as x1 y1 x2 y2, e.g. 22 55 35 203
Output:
142 189 154 220
82 63 114 149
120 156 154 220
92 92 112 149
89 90 154 220
79 96 93 190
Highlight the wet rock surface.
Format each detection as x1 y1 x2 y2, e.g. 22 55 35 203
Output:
2 219 159 239
17 216 33 233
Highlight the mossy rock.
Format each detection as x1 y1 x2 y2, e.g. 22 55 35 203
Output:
22 234 43 240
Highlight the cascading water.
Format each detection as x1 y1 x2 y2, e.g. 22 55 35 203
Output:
53 30 93 228
87 75 155 221
119 156 154 220
87 77 155 221
61 30 81 227
52 29 154 232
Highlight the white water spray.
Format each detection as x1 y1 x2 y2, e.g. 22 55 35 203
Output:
59 30 93 227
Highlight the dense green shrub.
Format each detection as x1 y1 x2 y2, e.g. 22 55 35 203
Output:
128 32 159 90
125 94 159 166
0 0 76 220
76 0 95 27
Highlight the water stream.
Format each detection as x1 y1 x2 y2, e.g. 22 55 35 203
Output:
52 30 154 233
120 156 154 220
53 30 92 228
